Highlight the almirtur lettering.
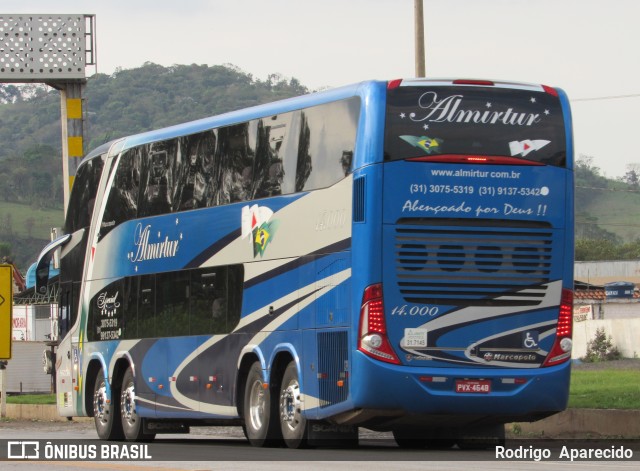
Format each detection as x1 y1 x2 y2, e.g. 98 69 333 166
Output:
412 92 542 126
129 223 179 263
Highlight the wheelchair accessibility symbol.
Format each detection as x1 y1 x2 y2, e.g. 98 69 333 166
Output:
523 331 539 349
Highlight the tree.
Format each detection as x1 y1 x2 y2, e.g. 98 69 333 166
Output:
575 239 620 261
0 242 11 258
582 328 622 362
621 163 640 189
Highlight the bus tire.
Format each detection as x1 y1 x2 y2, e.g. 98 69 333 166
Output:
243 361 280 447
93 367 123 440
279 361 308 449
120 366 155 441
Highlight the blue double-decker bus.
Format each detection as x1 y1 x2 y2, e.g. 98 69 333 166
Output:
36 78 574 448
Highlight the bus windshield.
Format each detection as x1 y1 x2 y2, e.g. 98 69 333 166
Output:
384 84 566 166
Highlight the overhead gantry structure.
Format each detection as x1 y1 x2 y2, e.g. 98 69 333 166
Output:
0 13 96 212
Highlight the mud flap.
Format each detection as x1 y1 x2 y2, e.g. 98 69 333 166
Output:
143 420 190 435
306 420 358 448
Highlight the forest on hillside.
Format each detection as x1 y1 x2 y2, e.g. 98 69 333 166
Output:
0 63 638 270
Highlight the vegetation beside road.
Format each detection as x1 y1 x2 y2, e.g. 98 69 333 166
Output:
569 362 640 410
6 394 55 405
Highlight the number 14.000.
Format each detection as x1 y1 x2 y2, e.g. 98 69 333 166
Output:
391 305 439 317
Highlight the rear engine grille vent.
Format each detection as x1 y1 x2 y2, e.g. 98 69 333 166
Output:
395 218 553 307
317 330 349 408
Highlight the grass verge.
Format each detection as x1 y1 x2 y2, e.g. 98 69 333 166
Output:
569 369 640 409
6 394 55 405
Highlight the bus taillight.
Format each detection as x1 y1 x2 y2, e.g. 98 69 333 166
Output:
543 289 573 367
358 284 401 365
387 79 403 90
452 79 495 86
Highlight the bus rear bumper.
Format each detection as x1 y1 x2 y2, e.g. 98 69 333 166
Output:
340 353 571 429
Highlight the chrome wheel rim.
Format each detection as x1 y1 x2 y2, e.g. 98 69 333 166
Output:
248 379 266 431
280 380 302 432
94 381 109 425
121 382 137 426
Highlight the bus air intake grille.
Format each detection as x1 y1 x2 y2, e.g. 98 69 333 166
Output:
353 176 366 222
394 218 554 307
317 330 349 408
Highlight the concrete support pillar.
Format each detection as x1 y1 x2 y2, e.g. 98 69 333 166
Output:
60 81 86 213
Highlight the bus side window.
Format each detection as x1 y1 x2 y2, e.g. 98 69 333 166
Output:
190 268 224 335
295 98 360 191
190 266 243 335
122 277 137 339
156 271 190 337
65 155 104 233
139 148 172 218
137 275 155 338
254 115 291 199
178 130 216 211
100 150 139 239
220 123 254 205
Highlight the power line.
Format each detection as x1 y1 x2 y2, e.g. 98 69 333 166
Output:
576 222 640 228
576 185 640 193
572 93 640 102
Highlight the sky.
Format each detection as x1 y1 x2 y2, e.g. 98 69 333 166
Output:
8 0 640 178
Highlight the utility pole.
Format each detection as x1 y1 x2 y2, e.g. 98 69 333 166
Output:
414 0 426 77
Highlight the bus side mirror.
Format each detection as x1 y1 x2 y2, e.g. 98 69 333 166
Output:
35 234 72 295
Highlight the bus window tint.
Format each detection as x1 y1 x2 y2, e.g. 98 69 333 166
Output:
139 141 176 217
384 86 566 166
101 150 140 238
178 130 217 211
214 123 254 205
65 155 104 233
89 266 247 341
190 266 243 335
191 267 230 334
137 275 155 338
156 271 190 337
121 277 137 339
295 97 360 192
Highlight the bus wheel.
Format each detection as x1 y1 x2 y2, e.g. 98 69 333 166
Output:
279 361 308 449
120 366 155 441
243 361 280 447
93 368 123 440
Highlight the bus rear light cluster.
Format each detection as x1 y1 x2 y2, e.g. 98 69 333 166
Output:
543 289 573 367
358 284 401 364
407 154 544 166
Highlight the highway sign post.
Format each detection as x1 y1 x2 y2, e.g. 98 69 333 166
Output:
0 264 12 360
0 264 13 417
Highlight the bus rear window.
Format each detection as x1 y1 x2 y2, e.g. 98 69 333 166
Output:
384 85 566 166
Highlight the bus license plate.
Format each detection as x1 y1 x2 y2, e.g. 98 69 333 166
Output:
455 380 491 394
